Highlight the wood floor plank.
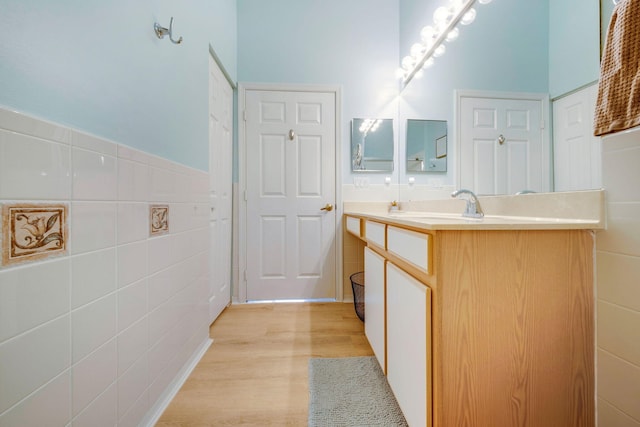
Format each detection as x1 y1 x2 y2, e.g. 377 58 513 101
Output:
156 302 372 426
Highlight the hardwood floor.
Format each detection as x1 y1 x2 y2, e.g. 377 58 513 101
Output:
156 302 373 426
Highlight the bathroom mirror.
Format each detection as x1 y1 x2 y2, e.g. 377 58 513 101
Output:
406 119 447 172
351 118 394 172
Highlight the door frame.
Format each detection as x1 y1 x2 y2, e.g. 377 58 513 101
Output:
454 89 552 192
238 83 343 303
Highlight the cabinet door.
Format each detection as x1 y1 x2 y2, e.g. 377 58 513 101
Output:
364 247 386 372
387 262 431 427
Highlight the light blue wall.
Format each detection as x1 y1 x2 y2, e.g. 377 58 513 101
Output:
600 0 615 53
398 0 549 186
549 0 600 98
0 0 237 171
237 0 400 184
1 1 608 176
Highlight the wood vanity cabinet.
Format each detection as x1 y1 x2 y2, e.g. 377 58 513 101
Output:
355 216 595 427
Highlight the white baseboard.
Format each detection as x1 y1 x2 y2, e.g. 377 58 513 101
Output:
141 337 214 426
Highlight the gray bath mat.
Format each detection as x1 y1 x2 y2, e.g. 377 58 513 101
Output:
308 356 408 426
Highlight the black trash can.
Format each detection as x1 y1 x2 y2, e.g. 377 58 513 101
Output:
350 271 365 321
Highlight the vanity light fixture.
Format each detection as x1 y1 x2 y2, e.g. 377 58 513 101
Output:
397 0 493 86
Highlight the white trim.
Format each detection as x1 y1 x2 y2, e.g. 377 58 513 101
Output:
142 338 213 427
238 83 343 303
238 84 247 303
550 80 598 102
454 89 552 192
208 44 236 89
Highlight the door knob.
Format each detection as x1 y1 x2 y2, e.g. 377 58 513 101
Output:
497 134 505 145
320 203 334 212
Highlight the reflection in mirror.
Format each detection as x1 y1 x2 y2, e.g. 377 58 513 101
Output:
351 118 394 172
406 119 447 172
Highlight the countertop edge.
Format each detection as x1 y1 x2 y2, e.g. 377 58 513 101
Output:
345 211 603 231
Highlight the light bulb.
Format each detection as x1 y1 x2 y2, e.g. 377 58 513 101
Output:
433 23 447 39
460 8 476 25
420 25 436 44
478 0 492 4
422 57 435 69
395 67 406 79
402 55 415 70
433 6 452 25
414 69 424 79
446 27 459 42
433 44 446 57
410 43 425 59
448 0 466 11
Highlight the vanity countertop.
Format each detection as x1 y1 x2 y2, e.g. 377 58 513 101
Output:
344 189 606 231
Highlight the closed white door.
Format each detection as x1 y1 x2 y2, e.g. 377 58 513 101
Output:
459 93 549 195
208 55 233 323
244 89 336 301
552 83 602 191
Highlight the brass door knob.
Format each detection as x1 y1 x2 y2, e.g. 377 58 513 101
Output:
320 203 334 212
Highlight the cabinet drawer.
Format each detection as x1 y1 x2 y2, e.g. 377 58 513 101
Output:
345 216 361 237
387 226 430 274
365 220 386 248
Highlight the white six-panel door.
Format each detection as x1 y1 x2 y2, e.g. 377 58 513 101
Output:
244 89 336 301
458 93 550 195
208 55 233 323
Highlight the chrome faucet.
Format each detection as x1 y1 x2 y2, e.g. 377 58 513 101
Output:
451 189 484 218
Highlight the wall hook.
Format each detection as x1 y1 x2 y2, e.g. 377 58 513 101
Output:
154 17 183 44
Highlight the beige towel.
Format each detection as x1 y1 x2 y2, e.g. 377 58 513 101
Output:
594 0 640 136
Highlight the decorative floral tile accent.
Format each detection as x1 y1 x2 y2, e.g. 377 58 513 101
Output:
2 204 68 266
150 205 169 236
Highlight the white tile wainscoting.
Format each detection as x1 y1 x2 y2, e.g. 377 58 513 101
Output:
0 107 212 426
596 127 640 427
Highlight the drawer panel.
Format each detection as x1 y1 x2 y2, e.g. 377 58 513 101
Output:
365 220 386 248
346 216 361 237
387 226 430 273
